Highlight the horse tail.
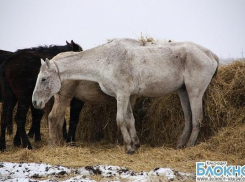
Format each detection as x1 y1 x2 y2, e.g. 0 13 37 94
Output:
212 52 219 78
0 54 15 135
0 52 15 78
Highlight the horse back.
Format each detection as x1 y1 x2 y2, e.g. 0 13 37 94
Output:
106 40 218 97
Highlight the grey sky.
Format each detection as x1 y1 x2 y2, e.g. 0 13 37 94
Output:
0 0 244 58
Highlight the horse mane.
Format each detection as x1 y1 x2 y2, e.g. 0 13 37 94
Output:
0 40 82 78
17 45 71 56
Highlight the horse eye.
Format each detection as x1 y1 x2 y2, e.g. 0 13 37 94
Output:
41 78 46 82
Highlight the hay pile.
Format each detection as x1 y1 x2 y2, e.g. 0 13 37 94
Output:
76 60 245 147
198 123 245 159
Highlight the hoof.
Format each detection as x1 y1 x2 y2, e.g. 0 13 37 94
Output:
186 143 194 148
23 144 32 150
66 137 76 147
0 144 6 152
66 142 76 147
127 149 135 155
23 141 33 150
66 137 75 143
176 144 184 149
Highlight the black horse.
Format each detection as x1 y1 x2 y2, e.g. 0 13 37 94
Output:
0 41 84 151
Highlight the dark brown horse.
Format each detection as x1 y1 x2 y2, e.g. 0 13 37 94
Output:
0 41 84 151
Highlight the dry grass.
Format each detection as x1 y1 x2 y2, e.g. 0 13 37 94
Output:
1 124 245 174
138 32 155 46
1 60 245 175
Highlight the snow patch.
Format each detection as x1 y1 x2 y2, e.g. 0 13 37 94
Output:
0 162 195 181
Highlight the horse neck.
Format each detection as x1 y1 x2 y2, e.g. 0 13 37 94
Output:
54 54 102 83
38 46 71 57
19 45 71 57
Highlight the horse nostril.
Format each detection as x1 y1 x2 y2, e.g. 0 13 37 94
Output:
33 101 37 106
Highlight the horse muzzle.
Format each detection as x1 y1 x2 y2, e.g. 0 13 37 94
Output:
32 100 44 109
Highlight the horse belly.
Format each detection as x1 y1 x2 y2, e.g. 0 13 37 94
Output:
135 69 184 97
74 81 113 103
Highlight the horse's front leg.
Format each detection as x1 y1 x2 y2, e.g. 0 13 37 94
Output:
116 95 139 148
15 102 32 149
126 96 140 150
48 94 71 146
30 105 43 141
0 80 17 151
116 93 135 154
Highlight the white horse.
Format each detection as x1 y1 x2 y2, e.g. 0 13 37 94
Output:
32 38 219 154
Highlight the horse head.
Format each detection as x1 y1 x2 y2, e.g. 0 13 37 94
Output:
66 40 83 52
32 58 61 109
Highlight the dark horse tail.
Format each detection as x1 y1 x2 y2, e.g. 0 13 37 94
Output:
0 53 15 135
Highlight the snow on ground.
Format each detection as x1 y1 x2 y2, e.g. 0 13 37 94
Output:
0 162 195 182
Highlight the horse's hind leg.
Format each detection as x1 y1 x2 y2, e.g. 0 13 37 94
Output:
28 122 35 138
186 91 203 147
184 51 217 147
176 86 192 149
185 77 211 147
0 83 17 151
67 98 84 144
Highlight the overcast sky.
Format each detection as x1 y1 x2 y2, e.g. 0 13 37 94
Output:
0 0 244 58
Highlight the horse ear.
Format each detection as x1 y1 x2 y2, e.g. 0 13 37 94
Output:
66 40 70 45
69 40 74 50
41 58 45 65
45 58 51 68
